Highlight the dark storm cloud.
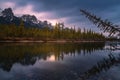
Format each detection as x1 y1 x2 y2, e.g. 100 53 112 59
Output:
16 0 120 24
0 0 120 30
30 0 120 11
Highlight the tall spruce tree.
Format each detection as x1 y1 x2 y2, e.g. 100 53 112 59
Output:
80 9 120 37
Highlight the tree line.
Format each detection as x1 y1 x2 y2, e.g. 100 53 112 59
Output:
0 21 105 41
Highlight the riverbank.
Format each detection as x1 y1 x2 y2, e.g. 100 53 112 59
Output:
0 39 105 43
0 37 106 43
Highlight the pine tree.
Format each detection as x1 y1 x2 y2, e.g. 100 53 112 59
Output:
80 9 120 37
18 20 25 37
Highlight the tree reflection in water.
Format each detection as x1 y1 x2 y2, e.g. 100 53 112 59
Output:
0 42 105 72
80 42 120 80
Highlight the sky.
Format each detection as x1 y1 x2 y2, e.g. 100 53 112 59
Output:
0 0 120 32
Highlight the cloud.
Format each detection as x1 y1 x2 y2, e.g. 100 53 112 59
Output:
0 0 120 32
13 4 68 25
0 2 16 9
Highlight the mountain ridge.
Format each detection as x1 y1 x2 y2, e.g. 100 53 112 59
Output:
0 8 53 28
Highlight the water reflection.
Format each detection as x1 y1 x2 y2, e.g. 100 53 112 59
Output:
47 55 56 62
105 41 120 50
0 42 105 72
81 53 120 80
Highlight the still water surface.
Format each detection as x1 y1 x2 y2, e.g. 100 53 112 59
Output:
0 42 120 80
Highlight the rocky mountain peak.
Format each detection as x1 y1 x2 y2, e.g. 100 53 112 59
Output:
21 14 37 22
0 7 53 28
1 8 14 17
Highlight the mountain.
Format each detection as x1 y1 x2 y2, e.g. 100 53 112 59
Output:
21 14 52 28
0 8 20 25
0 8 53 28
1 8 14 17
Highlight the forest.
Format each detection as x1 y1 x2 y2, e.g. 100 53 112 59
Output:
0 21 105 42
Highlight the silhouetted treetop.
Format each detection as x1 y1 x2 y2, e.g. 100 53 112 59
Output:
80 9 120 37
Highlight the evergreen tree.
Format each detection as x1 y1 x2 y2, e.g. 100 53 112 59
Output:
80 9 120 37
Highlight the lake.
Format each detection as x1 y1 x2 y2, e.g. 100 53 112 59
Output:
0 42 120 80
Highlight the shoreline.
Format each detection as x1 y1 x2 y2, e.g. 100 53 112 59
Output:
0 37 108 43
0 40 105 43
